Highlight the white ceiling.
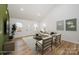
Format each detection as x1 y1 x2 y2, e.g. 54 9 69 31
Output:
8 4 57 21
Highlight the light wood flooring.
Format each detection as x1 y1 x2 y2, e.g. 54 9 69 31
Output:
11 38 79 55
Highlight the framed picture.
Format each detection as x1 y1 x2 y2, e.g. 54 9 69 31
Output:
56 20 64 31
66 18 77 31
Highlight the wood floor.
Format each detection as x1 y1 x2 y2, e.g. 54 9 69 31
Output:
11 38 79 55
12 38 32 55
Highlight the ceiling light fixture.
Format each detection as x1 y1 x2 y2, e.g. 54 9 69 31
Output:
20 8 24 11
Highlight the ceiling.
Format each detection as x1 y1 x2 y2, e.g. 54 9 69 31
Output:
8 4 57 21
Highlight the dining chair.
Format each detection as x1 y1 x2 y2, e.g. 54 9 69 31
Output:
55 34 61 45
36 36 53 55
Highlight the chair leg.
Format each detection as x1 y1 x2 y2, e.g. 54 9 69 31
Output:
51 42 53 51
42 50 43 55
51 45 52 51
36 43 37 51
58 38 61 44
41 48 44 55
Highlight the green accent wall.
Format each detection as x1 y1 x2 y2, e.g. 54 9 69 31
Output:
0 4 9 52
0 18 3 51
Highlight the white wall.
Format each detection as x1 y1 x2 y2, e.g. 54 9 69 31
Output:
10 5 79 44
40 5 79 44
10 18 40 38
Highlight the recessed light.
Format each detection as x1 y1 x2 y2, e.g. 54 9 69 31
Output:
20 8 24 11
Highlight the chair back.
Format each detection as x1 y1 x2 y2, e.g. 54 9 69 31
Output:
55 34 61 44
57 34 61 40
42 37 53 50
